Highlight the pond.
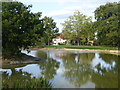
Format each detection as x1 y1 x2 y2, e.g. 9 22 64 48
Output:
1 50 118 88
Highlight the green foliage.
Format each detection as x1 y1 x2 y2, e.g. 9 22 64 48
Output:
94 2 119 46
81 21 96 43
2 2 43 57
61 10 95 45
2 69 52 88
42 16 59 46
2 2 58 57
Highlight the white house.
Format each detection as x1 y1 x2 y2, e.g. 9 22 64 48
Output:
52 36 67 45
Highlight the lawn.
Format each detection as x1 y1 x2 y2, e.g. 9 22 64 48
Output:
42 45 118 50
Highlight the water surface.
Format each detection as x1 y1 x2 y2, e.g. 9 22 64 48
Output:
1 50 118 88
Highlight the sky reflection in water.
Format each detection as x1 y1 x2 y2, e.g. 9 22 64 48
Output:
2 50 118 88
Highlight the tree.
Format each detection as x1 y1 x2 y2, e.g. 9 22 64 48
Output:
94 2 119 46
2 2 43 57
62 30 76 45
42 16 59 46
81 21 96 45
61 10 94 45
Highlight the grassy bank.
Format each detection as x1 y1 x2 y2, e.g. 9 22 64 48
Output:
31 45 118 50
2 74 52 88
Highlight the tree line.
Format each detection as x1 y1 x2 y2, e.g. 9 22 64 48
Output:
2 2 58 58
61 2 119 46
2 1 119 58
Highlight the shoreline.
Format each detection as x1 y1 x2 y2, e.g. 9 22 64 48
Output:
29 48 120 55
1 54 45 68
1 47 119 68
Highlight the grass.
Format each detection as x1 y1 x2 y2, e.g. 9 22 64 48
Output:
29 45 44 48
41 45 118 50
2 76 52 89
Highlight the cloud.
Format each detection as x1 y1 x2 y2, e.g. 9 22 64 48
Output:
18 0 96 3
19 0 119 3
44 4 98 20
44 10 73 19
46 10 71 17
57 0 119 5
18 0 56 2
20 0 119 32
64 5 98 12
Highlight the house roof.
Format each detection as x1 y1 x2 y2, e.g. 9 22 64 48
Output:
54 33 65 39
55 36 62 39
60 33 64 36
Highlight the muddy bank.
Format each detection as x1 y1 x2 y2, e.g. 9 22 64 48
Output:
29 48 120 55
1 54 45 68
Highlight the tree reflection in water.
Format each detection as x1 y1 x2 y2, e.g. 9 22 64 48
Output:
2 69 52 88
91 53 118 88
99 53 118 73
36 50 47 60
39 58 60 80
36 51 60 80
61 53 95 87
60 52 118 88
2 50 118 88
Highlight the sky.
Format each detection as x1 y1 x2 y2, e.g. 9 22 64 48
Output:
18 0 119 32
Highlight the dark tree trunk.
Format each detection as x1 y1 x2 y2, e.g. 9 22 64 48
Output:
48 39 50 46
77 40 79 46
85 38 88 45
